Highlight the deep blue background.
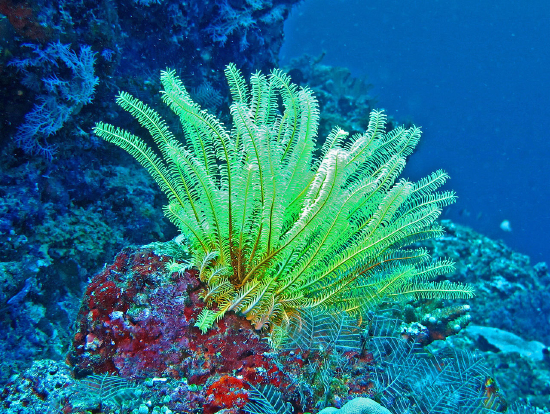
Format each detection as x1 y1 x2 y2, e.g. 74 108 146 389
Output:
280 0 550 263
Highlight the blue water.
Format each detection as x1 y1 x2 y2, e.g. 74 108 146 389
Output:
280 0 550 263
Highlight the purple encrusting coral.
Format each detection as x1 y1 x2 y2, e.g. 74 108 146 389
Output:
67 245 377 413
69 247 271 380
68 246 287 412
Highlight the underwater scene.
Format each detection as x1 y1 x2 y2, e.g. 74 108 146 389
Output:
0 0 548 413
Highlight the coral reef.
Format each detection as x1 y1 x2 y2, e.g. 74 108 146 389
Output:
0 3 548 412
0 0 304 389
422 220 550 345
2 237 545 412
69 245 283 383
67 244 378 412
0 150 172 384
1 0 302 154
0 359 74 413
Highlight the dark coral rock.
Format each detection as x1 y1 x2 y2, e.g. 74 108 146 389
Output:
419 220 550 345
283 54 377 139
0 144 171 385
0 359 74 413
